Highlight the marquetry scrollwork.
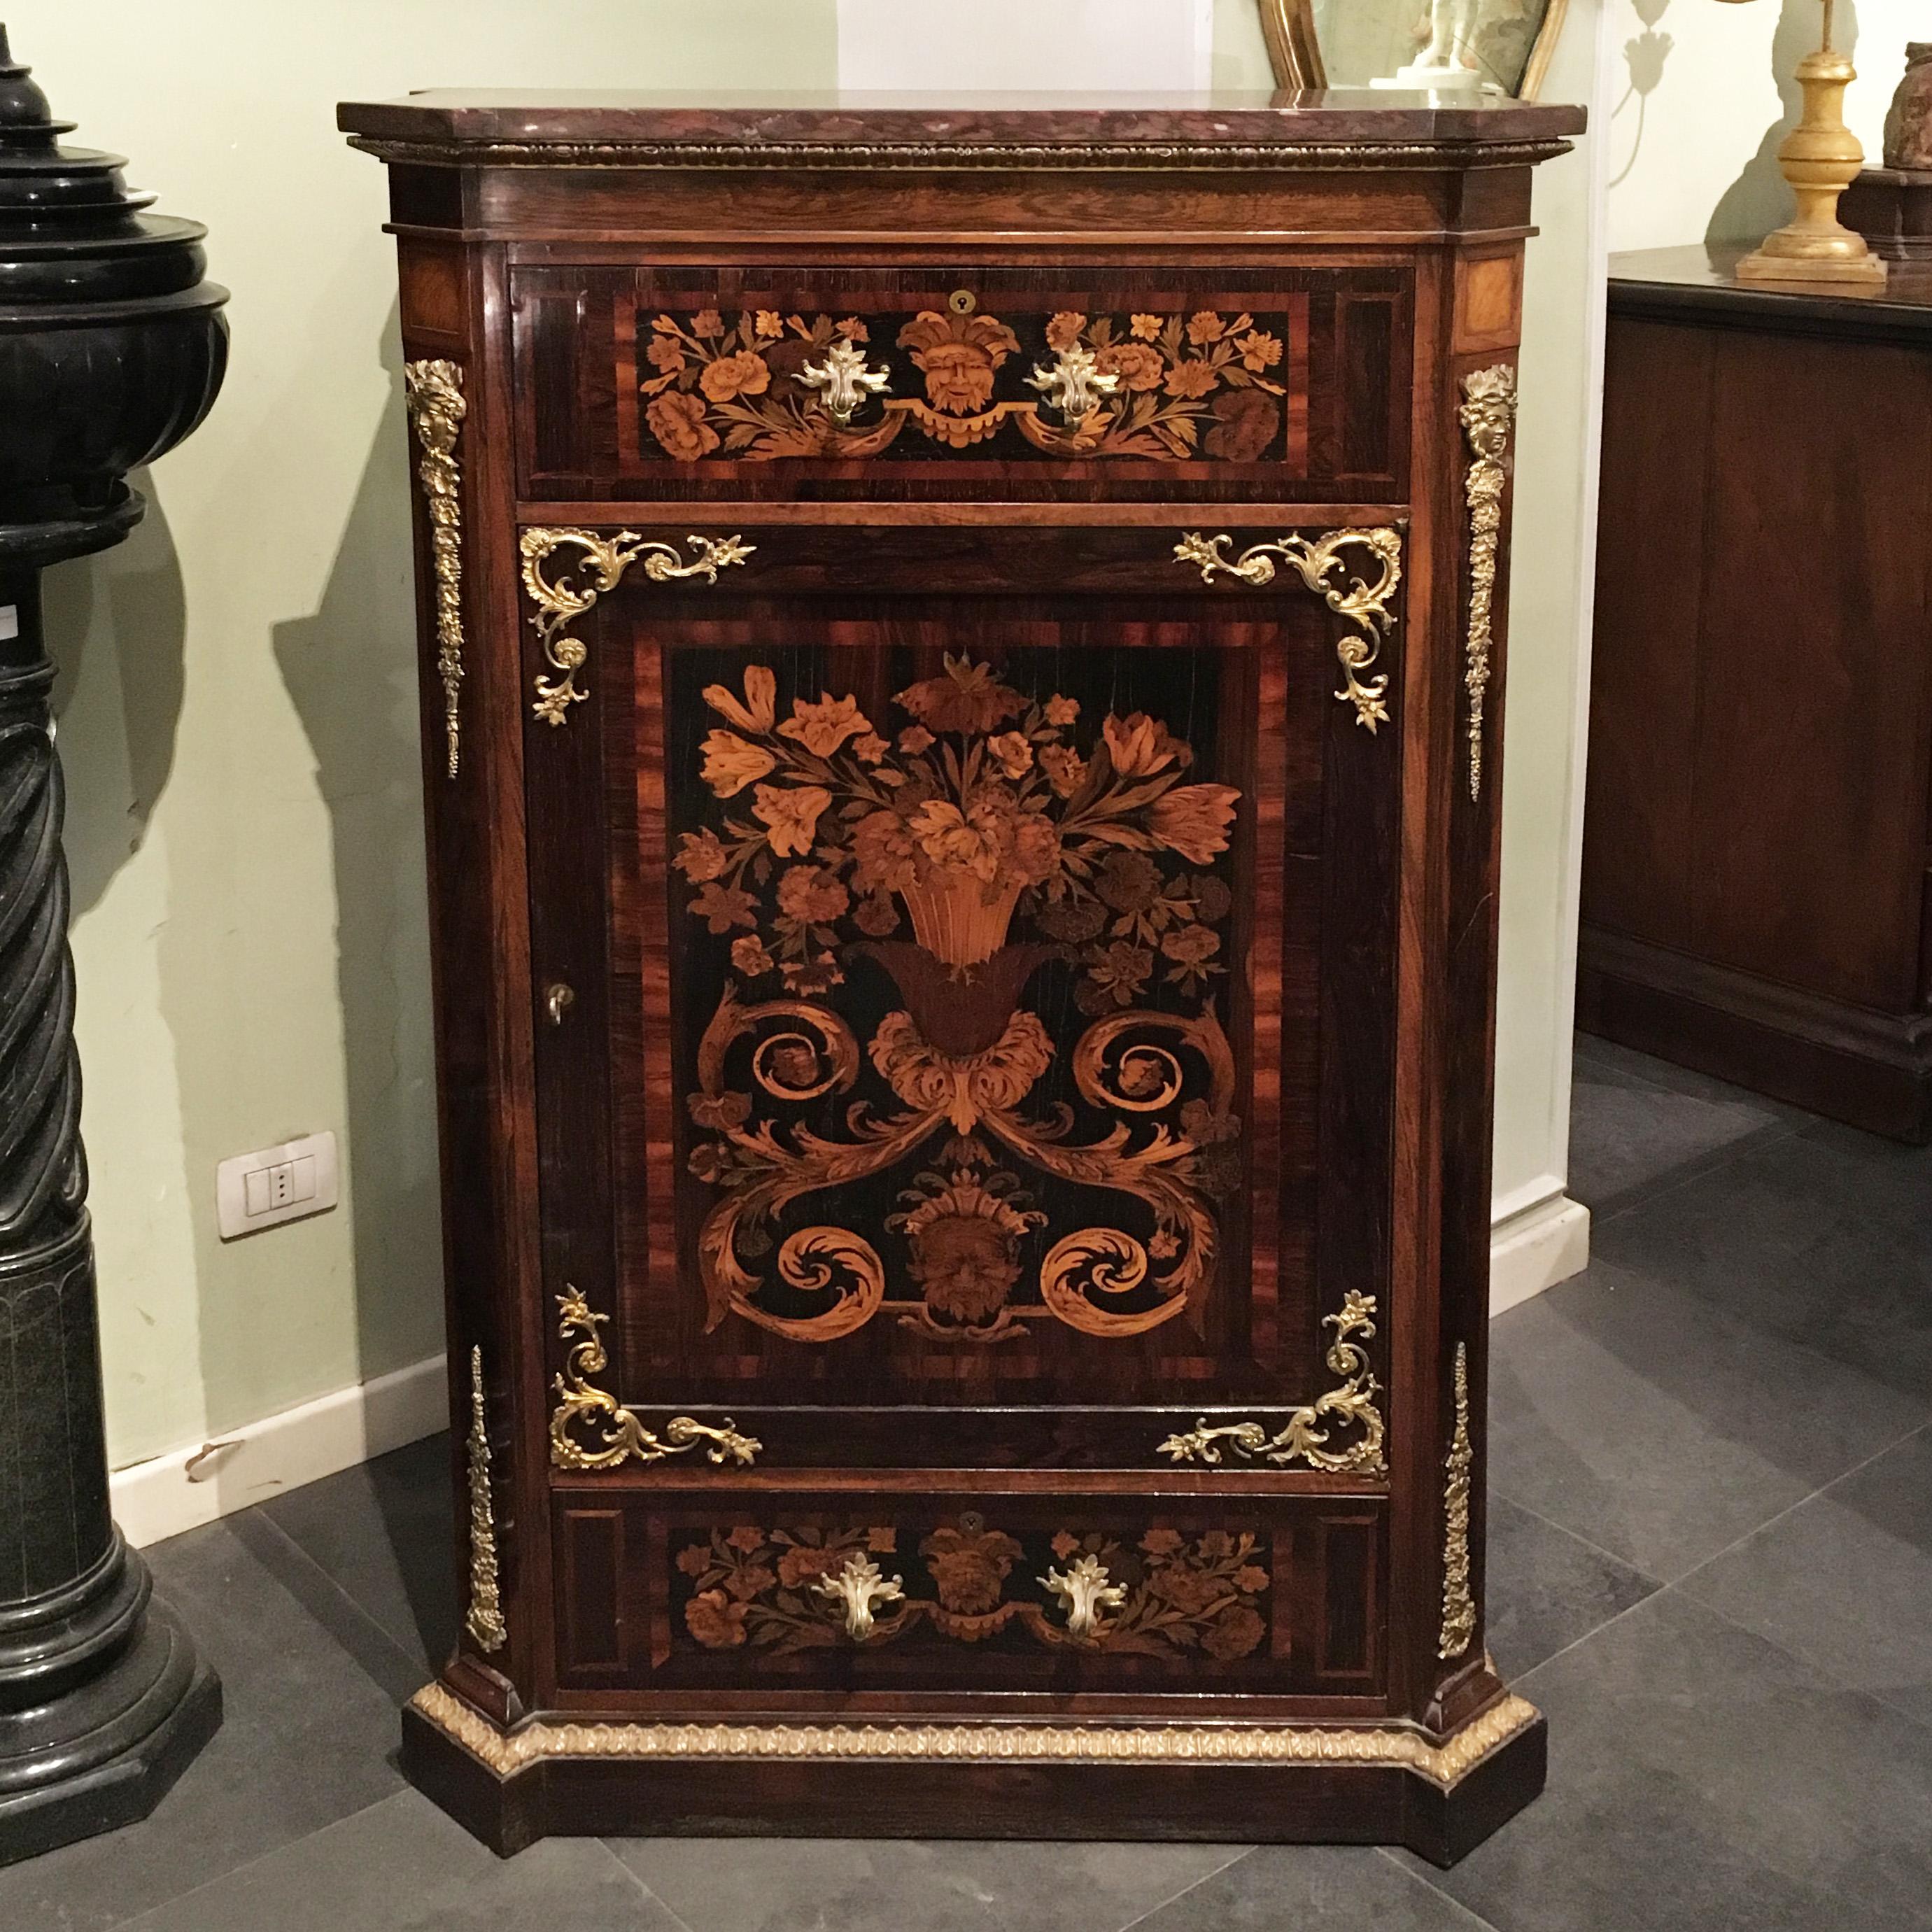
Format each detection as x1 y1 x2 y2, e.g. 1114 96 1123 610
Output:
1438 1341 1476 1659
463 1345 507 1652
640 304 1290 463
549 1285 761 1471
520 527 754 726
1173 527 1403 731
1459 365 1517 802
677 658 1246 1351
402 359 467 778
1157 1290 1388 1475
677 1523 1269 1658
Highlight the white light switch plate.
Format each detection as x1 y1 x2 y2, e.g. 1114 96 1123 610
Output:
216 1131 339 1240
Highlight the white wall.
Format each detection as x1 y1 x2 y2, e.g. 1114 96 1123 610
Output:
10 1 1606 1537
1607 0 1918 252
1488 5 1612 1304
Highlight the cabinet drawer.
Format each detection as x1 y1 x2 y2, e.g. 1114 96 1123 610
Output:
553 1488 1387 1704
511 264 1412 505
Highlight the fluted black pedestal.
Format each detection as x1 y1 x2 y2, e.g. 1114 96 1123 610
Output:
0 526 220 1865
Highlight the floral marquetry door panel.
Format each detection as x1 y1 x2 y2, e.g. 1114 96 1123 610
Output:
525 525 1399 1495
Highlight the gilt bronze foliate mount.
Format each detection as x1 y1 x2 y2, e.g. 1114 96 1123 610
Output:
549 1285 761 1471
521 528 754 726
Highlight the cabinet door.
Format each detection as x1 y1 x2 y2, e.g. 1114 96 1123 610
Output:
524 522 1400 1477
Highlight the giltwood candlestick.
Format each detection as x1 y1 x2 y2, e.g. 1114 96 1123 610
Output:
1731 0 1887 287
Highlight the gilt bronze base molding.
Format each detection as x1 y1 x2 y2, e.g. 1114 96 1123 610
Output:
402 1680 1546 1866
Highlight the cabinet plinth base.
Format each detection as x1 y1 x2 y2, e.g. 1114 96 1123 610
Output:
400 1681 1546 1868
1578 925 1932 1143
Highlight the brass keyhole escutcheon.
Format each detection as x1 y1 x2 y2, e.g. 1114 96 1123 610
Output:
546 982 575 1026
947 288 977 315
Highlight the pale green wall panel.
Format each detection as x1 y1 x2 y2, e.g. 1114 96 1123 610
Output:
15 0 1607 1472
10 0 840 1468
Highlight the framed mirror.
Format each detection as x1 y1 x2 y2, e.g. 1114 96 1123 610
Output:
1260 0 1569 99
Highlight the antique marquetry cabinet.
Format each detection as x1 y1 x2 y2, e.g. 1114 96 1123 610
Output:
338 87 1581 1862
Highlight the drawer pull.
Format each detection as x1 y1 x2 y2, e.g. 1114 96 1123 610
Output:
1026 342 1121 423
812 1553 905 1642
800 337 891 427
1041 1553 1127 1642
545 981 575 1026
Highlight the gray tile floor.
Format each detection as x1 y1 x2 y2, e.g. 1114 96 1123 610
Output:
6 1034 1930 1930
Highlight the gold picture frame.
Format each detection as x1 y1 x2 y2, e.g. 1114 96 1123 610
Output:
1260 0 1570 100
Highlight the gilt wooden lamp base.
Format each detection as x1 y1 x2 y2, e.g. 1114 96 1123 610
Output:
401 1684 1546 1868
1735 243 1887 287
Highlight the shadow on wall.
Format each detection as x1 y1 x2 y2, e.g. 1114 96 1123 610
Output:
270 301 446 1650
1707 0 1858 244
45 473 187 918
1609 0 1676 189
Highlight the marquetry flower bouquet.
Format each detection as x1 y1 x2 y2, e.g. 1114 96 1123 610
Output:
1042 306 1288 460
672 654 1241 1018
643 307 875 460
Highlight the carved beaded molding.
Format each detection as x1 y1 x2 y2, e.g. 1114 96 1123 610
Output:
410 1681 1541 1791
347 137 1577 176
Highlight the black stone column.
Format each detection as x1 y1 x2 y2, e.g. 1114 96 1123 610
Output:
0 27 227 1863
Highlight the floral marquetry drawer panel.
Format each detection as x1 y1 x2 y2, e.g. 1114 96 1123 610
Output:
344 83 1583 1862
512 267 1411 503
550 1495 1385 1700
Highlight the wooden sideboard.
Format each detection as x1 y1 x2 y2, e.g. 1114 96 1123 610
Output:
338 87 1581 1862
1583 246 1932 1141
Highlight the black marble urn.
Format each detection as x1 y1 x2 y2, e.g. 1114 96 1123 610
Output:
0 26 227 1863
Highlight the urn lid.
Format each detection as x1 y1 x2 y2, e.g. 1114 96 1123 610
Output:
0 22 211 309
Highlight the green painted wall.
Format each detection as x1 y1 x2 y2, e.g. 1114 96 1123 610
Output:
11 1 840 1466
12 0 1598 1473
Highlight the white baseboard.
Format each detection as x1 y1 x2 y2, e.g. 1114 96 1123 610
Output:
111 1353 450 1550
109 1188 1586 1547
1489 1190 1591 1316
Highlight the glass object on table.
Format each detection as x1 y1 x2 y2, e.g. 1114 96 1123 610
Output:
1267 0 1563 98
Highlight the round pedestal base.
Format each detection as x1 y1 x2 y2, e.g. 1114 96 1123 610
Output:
0 1588 221 1866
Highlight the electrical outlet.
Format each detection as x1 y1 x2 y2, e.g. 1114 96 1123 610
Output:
217 1131 338 1240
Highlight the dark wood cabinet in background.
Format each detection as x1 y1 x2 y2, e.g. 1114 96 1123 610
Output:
1583 247 1932 1140
339 87 1581 1862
